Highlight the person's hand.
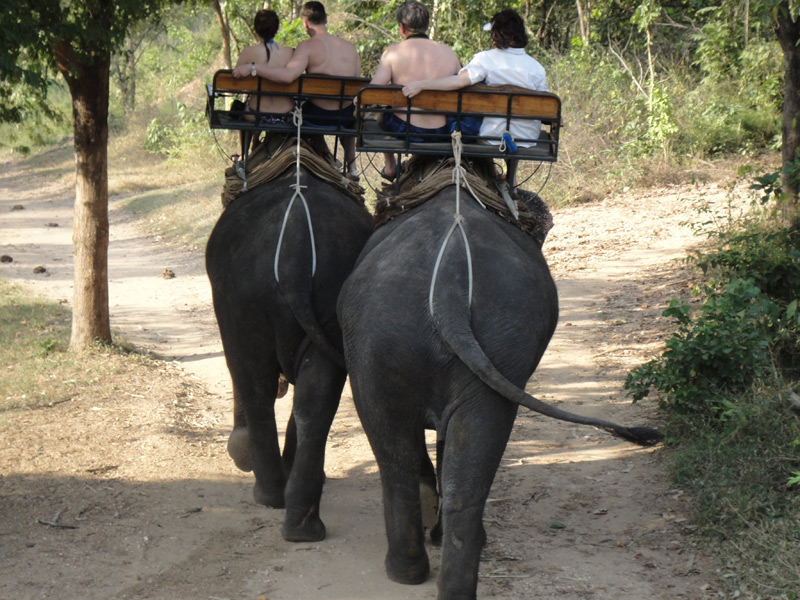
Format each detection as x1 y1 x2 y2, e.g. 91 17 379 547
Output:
232 64 252 79
402 81 423 98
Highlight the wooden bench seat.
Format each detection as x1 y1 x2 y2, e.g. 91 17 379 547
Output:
355 84 561 162
206 70 562 164
206 70 371 136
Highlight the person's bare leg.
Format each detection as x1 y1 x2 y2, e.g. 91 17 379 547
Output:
382 152 397 179
345 137 358 178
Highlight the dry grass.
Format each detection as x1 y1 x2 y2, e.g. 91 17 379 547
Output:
0 280 149 414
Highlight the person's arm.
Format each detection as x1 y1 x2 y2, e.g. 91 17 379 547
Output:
402 70 471 98
369 47 394 85
232 45 309 82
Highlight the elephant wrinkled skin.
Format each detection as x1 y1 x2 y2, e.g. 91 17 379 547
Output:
338 174 660 599
206 165 372 542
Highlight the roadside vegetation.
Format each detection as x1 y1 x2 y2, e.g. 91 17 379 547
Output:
625 186 800 597
2 1 798 597
0 280 152 416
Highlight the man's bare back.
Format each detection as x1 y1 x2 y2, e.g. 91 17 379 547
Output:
298 33 361 110
371 37 460 128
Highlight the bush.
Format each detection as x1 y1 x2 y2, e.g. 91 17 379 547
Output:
625 210 800 421
625 278 799 419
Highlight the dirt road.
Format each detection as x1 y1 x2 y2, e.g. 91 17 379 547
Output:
1 153 733 599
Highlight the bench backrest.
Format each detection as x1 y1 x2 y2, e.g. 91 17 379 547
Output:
211 71 370 101
356 84 561 123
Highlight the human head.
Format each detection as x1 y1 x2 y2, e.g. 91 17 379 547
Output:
395 1 429 35
254 9 280 42
487 9 528 49
301 1 327 25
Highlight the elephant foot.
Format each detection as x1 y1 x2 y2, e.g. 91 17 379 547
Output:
227 427 252 472
253 481 285 509
385 552 430 585
282 507 326 542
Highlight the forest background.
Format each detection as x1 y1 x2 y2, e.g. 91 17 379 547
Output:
1 0 799 597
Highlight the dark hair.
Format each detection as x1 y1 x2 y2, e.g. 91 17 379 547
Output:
395 1 429 34
254 9 280 60
489 9 528 49
254 9 280 42
301 1 327 25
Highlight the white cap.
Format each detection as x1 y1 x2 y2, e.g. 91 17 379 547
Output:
482 22 492 31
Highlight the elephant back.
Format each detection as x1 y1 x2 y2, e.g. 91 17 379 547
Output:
374 156 551 245
221 134 365 209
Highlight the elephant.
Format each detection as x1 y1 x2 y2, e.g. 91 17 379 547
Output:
337 160 661 599
206 161 373 542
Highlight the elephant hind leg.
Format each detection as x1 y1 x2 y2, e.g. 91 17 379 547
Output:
374 429 431 584
419 430 439 535
437 394 517 599
227 388 253 472
281 351 345 543
227 427 253 472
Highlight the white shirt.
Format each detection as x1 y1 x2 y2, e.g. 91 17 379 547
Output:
461 48 548 147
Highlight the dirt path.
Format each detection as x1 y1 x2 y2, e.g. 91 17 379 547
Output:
1 154 735 599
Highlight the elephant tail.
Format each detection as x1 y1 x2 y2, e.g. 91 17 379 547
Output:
279 283 346 371
433 314 662 447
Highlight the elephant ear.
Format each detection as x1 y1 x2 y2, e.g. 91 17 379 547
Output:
515 190 553 248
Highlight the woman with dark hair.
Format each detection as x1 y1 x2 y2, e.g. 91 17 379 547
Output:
233 9 294 122
402 8 547 189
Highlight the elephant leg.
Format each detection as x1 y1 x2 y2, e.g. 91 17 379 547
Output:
282 411 297 475
418 430 439 535
221 334 286 508
227 386 253 472
358 414 430 585
281 352 346 542
437 394 517 600
429 437 444 546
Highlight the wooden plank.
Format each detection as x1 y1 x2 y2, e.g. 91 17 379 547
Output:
213 71 298 94
358 85 560 120
298 75 370 98
211 70 368 98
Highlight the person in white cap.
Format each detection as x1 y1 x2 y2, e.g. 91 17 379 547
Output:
402 8 548 190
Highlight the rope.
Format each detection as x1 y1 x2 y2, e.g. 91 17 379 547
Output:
274 106 316 282
428 131 477 316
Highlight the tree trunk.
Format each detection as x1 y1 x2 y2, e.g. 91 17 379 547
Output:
575 0 589 44
54 45 113 350
776 5 800 222
213 0 233 69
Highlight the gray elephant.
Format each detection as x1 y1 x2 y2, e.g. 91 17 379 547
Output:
337 160 660 599
206 161 372 542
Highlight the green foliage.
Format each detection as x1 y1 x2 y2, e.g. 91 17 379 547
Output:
0 0 175 124
142 101 209 158
0 82 72 154
626 203 800 419
695 221 800 305
625 278 797 417
667 384 800 597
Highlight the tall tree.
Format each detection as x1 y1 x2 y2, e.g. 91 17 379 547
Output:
0 0 172 350
775 2 800 218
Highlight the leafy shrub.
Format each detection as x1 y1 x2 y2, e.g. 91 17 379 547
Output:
695 222 800 305
625 278 798 418
626 210 800 420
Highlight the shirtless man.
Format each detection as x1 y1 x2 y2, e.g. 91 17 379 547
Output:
234 1 361 178
370 1 461 180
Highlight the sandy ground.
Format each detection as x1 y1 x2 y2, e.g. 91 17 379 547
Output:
0 152 740 600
